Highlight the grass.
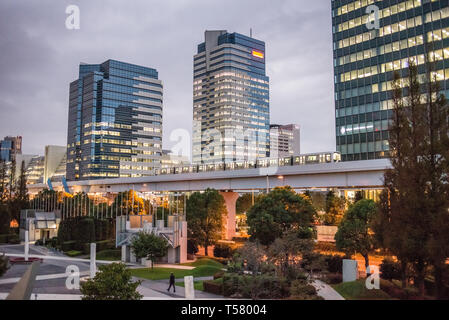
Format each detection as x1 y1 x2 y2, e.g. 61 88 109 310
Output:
176 281 205 291
181 258 224 269
129 264 223 281
332 280 391 300
96 249 121 261
65 250 83 257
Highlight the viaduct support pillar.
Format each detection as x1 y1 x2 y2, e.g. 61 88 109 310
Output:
219 191 239 241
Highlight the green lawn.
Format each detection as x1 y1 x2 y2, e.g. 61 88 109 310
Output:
96 249 122 261
176 280 205 291
129 265 223 281
333 280 391 300
181 258 224 269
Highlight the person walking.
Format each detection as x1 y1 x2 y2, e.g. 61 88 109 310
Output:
167 272 176 293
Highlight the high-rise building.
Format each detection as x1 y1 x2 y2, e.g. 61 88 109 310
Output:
0 136 22 162
66 60 163 180
161 150 190 169
192 30 270 164
270 124 300 158
332 0 449 161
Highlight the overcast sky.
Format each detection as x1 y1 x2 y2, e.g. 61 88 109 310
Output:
0 0 335 158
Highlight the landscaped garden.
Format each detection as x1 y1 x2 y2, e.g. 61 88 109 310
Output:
129 258 224 281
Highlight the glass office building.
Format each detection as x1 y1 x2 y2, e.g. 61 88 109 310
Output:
0 136 22 162
193 30 270 164
66 60 163 181
332 0 449 161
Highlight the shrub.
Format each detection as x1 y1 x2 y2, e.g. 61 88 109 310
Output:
0 254 9 277
187 239 199 255
222 273 290 299
75 218 96 245
326 273 343 284
213 243 234 258
0 234 8 244
290 280 322 300
96 239 116 252
325 255 343 274
380 258 401 281
0 234 19 244
213 270 225 280
61 240 77 252
80 263 142 300
8 234 20 244
203 279 223 295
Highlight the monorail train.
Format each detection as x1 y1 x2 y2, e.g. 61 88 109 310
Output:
157 152 341 176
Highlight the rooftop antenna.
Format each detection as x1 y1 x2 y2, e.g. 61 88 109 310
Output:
250 28 253 38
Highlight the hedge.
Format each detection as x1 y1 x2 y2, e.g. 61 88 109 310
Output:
0 234 20 244
213 243 234 258
82 240 116 254
61 241 77 252
203 279 223 295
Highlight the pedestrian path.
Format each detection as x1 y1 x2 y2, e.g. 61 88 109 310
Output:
312 280 345 300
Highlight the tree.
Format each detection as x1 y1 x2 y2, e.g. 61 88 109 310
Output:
354 191 364 203
246 187 316 246
8 161 29 224
8 158 16 200
236 193 262 214
375 59 449 297
80 263 142 300
335 199 377 272
0 205 10 234
268 230 316 280
111 190 148 216
323 190 346 226
0 160 7 203
186 189 226 256
130 231 169 269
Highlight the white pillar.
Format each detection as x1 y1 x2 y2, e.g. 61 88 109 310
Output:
343 259 358 283
121 245 127 262
24 231 29 262
90 243 96 279
184 276 195 299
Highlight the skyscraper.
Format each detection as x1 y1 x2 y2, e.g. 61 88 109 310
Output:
332 0 449 161
270 124 300 158
66 60 163 181
0 136 22 162
192 30 270 164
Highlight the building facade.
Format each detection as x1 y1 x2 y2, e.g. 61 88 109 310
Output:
332 0 449 161
193 30 270 164
66 60 163 181
161 150 190 169
0 136 22 162
269 124 300 158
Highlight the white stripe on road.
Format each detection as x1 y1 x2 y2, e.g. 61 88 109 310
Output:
0 271 90 285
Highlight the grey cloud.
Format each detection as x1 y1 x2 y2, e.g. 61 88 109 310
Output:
0 0 335 156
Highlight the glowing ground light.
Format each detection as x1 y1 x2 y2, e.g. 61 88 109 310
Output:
252 50 264 59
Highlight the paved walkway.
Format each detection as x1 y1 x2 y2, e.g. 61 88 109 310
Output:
135 277 224 299
312 280 345 300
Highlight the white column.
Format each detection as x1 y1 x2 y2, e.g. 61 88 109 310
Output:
90 243 96 279
121 245 127 262
343 259 358 283
184 276 195 299
24 231 29 262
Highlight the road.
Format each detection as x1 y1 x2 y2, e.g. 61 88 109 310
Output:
0 244 223 300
